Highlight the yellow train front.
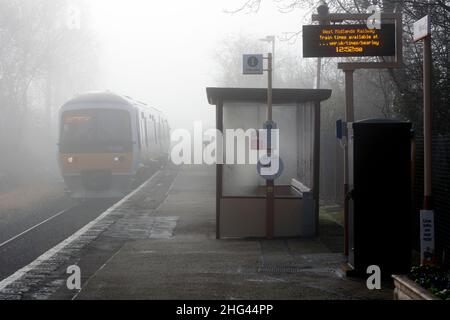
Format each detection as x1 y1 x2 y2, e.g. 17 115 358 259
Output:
58 92 170 198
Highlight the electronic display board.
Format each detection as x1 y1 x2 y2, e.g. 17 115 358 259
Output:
303 24 396 58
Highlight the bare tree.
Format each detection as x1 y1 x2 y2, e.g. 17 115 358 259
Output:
0 0 99 179
226 0 450 132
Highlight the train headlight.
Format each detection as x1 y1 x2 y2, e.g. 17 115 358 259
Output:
113 156 125 163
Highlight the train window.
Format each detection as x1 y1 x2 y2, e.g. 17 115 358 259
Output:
62 112 96 145
136 113 141 149
162 121 166 140
144 117 149 147
97 110 132 143
60 109 132 153
158 118 161 141
154 117 158 144
140 118 145 148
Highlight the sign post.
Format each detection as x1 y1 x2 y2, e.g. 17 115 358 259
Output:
306 12 403 260
414 15 435 265
243 53 275 239
243 54 264 75
413 15 430 42
265 53 274 239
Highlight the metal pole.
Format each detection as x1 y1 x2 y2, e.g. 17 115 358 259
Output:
216 99 224 239
314 1 327 236
316 58 322 89
423 35 432 209
259 36 276 82
313 101 321 236
272 40 276 84
343 69 355 257
314 37 322 236
344 70 355 127
267 53 273 121
266 53 274 239
315 0 328 89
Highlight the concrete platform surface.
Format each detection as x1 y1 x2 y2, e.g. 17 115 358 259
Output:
0 165 393 300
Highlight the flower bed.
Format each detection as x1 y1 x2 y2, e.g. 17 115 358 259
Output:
393 265 449 300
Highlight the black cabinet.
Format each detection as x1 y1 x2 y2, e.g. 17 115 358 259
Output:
348 119 412 275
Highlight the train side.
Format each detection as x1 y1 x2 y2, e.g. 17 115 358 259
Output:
58 92 170 198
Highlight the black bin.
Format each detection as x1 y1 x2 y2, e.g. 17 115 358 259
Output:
348 119 412 275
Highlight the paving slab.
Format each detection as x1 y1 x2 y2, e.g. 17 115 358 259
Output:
54 165 392 300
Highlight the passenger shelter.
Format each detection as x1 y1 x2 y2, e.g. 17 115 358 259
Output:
206 88 332 239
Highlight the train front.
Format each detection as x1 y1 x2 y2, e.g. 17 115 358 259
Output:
58 96 138 199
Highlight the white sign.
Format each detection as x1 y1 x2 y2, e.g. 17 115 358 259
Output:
413 15 430 42
243 54 263 75
420 210 435 264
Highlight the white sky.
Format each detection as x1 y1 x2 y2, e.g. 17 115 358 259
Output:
89 0 310 130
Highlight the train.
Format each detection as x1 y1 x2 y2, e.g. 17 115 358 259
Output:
58 91 170 198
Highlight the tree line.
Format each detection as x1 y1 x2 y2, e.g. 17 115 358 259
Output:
0 0 99 183
215 0 449 202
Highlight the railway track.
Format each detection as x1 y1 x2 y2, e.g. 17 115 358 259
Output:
0 198 117 282
0 167 161 283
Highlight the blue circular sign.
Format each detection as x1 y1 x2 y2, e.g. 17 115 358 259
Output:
257 155 284 181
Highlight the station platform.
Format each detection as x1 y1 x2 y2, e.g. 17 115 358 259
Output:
0 165 393 300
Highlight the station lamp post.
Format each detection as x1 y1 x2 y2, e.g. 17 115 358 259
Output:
259 36 276 80
315 0 329 89
243 52 275 238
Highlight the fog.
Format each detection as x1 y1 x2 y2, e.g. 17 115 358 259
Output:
90 0 308 130
0 0 393 202
1 0 450 301
0 0 309 194
1 0 447 206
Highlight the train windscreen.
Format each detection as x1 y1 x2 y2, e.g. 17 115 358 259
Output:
60 109 132 153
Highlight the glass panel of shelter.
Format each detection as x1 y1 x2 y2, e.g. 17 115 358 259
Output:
222 102 315 197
